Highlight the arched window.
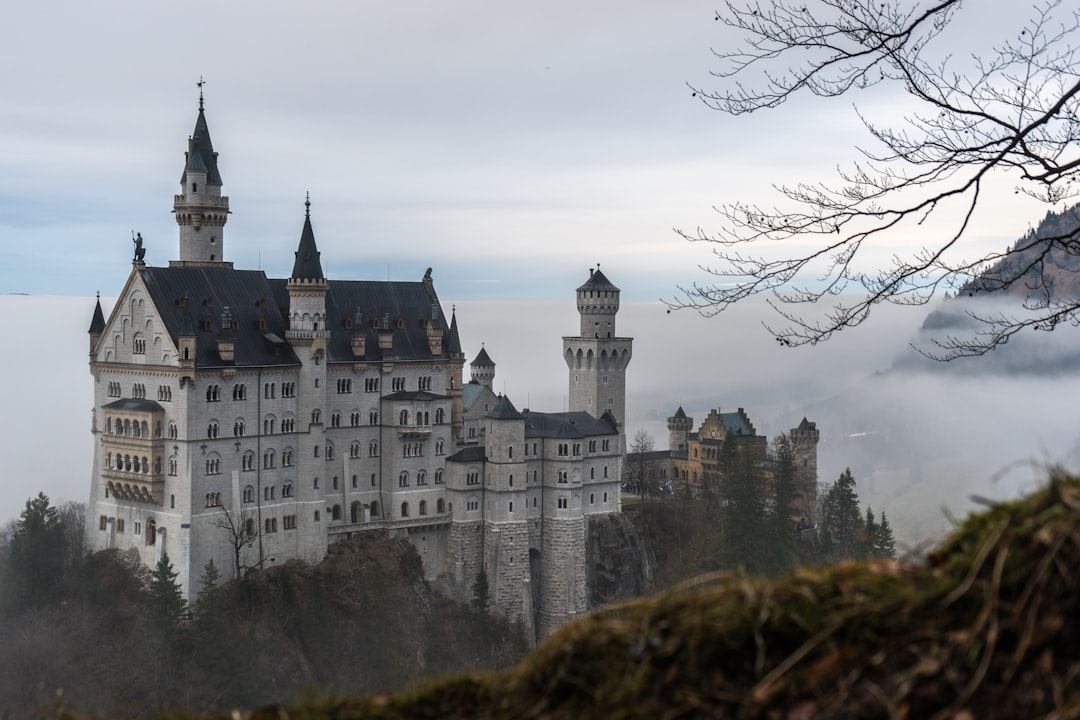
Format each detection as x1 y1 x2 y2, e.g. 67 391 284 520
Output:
234 419 245 437
332 504 341 521
399 409 409 426
370 501 379 517
282 448 294 467
311 409 321 424
207 421 219 439
369 441 379 457
233 383 246 400
350 442 361 459
419 500 427 516
369 411 378 425
435 408 445 424
417 470 427 486
263 449 275 469
326 443 335 461
351 502 361 523
145 518 156 545
283 483 294 498
207 384 220 402
242 451 255 471
437 498 446 513
133 334 146 355
399 472 409 488
435 439 444 455
401 502 409 518
435 469 444 484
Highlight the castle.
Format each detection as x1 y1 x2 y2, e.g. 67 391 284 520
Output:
85 96 631 640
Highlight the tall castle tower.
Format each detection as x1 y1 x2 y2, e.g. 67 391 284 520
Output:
666 406 693 453
285 196 330 563
471 346 495 389
563 266 632 431
172 90 230 266
790 418 820 526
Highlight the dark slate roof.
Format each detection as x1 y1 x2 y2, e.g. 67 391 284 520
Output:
472 346 494 367
522 410 617 439
139 266 300 368
290 209 324 281
383 390 447 402
672 406 687 420
447 445 487 463
718 410 755 437
103 398 165 413
267 277 453 364
183 108 222 186
461 382 490 413
486 395 522 420
577 267 619 293
797 417 817 432
89 296 105 334
448 311 462 355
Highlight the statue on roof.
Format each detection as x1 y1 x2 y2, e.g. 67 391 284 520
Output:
133 232 145 263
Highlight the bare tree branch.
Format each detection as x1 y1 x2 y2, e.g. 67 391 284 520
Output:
675 0 1080 357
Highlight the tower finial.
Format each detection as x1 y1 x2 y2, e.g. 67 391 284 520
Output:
305 191 311 218
197 77 205 110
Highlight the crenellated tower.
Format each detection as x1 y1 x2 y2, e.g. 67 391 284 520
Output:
666 406 693 453
471 346 495 389
790 417 820 526
563 266 632 432
172 89 230 267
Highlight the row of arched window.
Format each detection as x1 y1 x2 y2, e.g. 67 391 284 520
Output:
104 453 160 475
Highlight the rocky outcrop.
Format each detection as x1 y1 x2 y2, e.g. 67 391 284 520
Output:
585 512 655 607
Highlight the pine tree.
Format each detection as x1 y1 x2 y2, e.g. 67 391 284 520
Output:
820 469 863 562
471 569 491 615
719 430 767 574
874 512 897 560
196 558 222 611
6 493 64 608
766 434 799 575
863 507 877 560
144 552 188 627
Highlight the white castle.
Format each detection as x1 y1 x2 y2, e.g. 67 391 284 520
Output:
86 96 632 640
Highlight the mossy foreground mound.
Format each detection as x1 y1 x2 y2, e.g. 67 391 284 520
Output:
100 479 1080 719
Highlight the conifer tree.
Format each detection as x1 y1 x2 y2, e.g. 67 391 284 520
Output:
863 507 878 560
719 430 767 573
144 552 188 627
766 434 799 575
874 512 897 560
471 569 491 615
820 469 863 562
6 493 64 608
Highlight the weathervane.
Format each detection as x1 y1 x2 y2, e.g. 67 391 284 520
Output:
197 76 205 110
305 191 311 217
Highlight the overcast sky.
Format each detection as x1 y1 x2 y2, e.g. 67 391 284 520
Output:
0 0 1056 303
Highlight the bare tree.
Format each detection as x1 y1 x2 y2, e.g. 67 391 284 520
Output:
675 0 1080 357
211 506 260 581
627 430 661 501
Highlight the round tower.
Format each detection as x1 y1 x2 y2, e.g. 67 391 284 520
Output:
471 345 495 389
562 265 633 430
173 89 230 266
790 417 820 525
666 406 693 453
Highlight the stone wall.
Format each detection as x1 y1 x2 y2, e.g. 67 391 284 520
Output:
586 513 655 608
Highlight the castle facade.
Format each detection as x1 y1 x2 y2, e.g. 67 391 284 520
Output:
85 97 631 641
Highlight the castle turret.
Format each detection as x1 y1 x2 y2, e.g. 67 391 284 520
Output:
790 417 820 526
88 293 105 356
471 345 495 389
285 195 329 564
563 266 632 432
448 310 465 439
172 89 230 267
666 406 693 453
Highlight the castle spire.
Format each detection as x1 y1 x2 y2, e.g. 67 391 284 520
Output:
291 193 324 281
173 85 230 266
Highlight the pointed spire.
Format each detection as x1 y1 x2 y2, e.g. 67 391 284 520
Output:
182 84 222 186
448 309 463 356
291 194 324 281
88 292 105 334
486 394 523 420
473 344 495 367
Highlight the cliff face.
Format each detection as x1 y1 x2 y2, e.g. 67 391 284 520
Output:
585 513 655 607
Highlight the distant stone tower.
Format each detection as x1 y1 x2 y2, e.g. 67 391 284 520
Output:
563 266 633 431
471 346 495 389
285 196 330 564
789 418 820 526
482 395 533 639
667 406 693 452
172 90 230 266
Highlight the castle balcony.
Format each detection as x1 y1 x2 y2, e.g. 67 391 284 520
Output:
397 425 432 438
103 471 165 505
285 329 331 341
327 511 451 536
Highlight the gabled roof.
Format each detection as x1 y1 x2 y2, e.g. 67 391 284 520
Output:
290 201 324 281
462 381 495 414
486 395 522 420
183 107 222 186
139 266 300 368
797 417 817 432
523 410 617 439
717 410 755 437
88 295 105 334
472 346 494 367
577 267 619 293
